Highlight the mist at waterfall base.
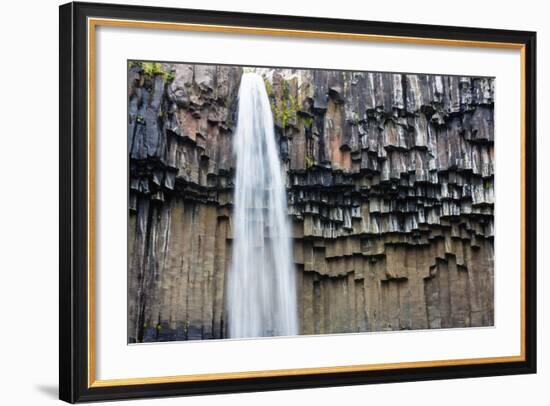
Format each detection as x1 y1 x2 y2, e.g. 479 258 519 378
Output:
227 73 299 339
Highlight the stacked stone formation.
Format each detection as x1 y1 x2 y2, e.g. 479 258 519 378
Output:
128 63 494 342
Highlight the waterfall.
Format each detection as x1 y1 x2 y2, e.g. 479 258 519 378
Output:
227 72 299 339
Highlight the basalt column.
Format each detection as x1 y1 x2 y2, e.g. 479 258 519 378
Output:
127 63 494 342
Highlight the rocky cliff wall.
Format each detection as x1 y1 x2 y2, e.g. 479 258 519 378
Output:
127 62 494 342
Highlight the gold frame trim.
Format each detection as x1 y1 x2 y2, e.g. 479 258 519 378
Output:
87 17 527 388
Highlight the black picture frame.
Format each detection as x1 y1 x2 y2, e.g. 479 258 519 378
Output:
59 1 537 403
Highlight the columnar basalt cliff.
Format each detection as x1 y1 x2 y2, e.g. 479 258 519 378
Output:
127 62 494 342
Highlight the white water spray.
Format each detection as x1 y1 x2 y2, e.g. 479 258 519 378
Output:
227 72 299 338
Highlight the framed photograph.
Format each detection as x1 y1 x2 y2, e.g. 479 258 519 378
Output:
59 1 537 403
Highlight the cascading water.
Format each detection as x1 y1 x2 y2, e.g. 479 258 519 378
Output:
227 72 299 339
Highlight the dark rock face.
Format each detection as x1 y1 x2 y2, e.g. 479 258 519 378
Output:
127 62 494 342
